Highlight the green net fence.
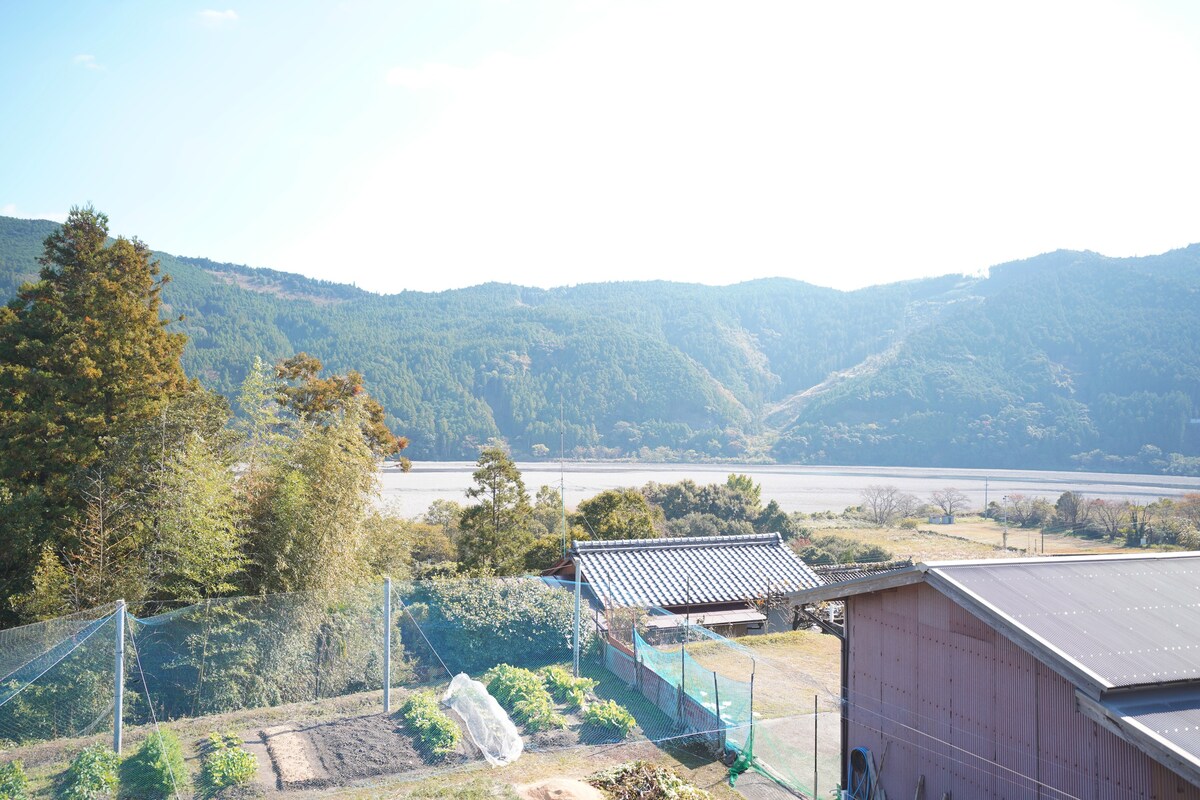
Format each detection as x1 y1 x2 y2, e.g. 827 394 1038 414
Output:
0 577 841 799
628 611 842 799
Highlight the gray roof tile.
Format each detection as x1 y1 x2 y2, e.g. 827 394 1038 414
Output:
573 533 820 609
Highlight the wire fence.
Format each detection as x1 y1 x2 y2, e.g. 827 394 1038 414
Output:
0 577 840 799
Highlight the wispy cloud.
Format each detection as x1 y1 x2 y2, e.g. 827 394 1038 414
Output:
73 54 103 70
198 9 238 27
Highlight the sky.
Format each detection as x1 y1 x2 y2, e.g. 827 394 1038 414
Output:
3 0 1200 294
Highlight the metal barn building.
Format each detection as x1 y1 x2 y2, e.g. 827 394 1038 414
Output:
790 553 1200 799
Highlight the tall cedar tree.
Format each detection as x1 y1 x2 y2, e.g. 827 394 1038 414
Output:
0 206 189 613
457 446 534 575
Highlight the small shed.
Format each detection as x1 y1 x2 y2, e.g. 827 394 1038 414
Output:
543 533 820 637
788 552 1200 799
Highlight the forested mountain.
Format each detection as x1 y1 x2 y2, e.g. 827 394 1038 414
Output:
3 215 1198 472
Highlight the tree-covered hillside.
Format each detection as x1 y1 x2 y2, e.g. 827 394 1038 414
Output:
2 216 1198 472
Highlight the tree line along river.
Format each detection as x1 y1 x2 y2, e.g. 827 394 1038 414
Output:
377 462 1200 518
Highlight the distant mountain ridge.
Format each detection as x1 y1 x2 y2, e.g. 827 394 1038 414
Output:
2 215 1198 473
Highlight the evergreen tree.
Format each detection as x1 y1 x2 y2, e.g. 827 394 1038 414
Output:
457 447 534 575
0 207 189 617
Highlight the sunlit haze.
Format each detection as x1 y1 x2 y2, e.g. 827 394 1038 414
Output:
4 0 1200 293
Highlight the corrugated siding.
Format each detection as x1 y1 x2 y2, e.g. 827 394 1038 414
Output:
995 634 1039 800
844 583 1200 800
1037 660 1097 799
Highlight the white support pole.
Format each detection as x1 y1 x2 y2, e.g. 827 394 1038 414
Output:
572 557 582 677
383 578 392 713
114 600 125 755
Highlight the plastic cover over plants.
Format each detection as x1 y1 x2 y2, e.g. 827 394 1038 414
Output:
441 672 523 766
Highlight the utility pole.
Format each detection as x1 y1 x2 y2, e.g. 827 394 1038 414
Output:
1002 495 1009 551
984 477 989 516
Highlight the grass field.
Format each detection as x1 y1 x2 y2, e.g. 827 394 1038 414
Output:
806 515 1128 562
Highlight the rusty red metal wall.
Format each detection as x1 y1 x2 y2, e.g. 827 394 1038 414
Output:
845 583 1200 800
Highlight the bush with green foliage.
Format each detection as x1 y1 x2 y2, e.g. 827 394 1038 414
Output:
797 534 893 566
588 760 712 800
412 579 583 674
399 691 461 758
541 665 596 709
199 733 257 796
119 729 189 799
63 745 120 800
582 699 636 738
0 760 29 800
484 664 566 731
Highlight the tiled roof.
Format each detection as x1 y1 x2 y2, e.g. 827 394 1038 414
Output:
573 533 820 609
813 559 914 585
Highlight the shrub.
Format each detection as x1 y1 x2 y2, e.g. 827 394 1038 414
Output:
119 729 189 799
0 760 28 800
588 760 712 800
400 691 461 758
199 733 257 796
414 579 585 674
63 745 120 800
582 700 636 739
484 665 566 731
541 666 596 709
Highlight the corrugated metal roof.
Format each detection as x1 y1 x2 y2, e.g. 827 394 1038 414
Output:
1103 686 1200 775
931 554 1200 690
573 533 820 609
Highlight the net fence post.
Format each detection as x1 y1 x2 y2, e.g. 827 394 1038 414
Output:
572 557 582 677
813 693 819 799
114 600 125 755
383 577 392 713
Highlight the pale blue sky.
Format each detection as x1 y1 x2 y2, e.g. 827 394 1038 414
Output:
4 1 1200 293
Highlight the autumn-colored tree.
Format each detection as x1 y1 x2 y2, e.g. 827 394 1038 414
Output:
274 353 409 464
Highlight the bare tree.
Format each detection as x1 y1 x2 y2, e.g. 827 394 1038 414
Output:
1005 494 1031 526
895 492 921 520
1090 498 1128 540
931 487 970 517
1128 501 1156 545
860 484 901 526
1054 491 1091 532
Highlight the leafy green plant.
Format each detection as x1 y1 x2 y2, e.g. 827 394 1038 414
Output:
63 744 120 800
399 691 461 758
199 732 257 796
119 729 189 799
415 580 584 674
588 760 712 800
0 760 29 800
582 699 636 738
541 666 596 709
484 665 566 731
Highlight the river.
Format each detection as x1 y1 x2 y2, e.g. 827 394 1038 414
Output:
376 461 1200 518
